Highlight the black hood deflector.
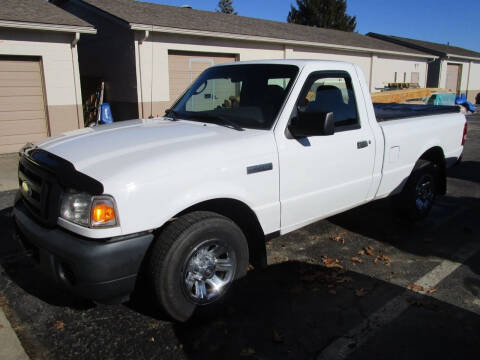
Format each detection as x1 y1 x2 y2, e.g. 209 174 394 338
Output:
24 148 104 195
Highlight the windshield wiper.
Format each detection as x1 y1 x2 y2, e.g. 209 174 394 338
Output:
186 113 244 131
164 108 180 121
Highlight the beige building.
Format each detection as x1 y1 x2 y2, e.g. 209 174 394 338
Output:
0 0 95 154
368 33 480 103
58 0 434 121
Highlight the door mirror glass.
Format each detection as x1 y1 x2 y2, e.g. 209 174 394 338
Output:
289 111 335 137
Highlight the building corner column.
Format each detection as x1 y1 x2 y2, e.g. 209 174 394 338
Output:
466 61 472 98
71 32 84 129
369 54 377 93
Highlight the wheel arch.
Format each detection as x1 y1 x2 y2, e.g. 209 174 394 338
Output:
159 198 268 268
418 146 447 195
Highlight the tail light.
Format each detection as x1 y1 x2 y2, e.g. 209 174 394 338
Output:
461 122 468 146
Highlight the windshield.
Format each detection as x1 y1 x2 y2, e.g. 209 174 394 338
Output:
170 64 299 130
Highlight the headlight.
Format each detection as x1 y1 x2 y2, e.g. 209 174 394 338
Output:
60 191 118 228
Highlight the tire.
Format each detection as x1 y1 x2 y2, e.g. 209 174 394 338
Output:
396 159 438 220
148 211 249 321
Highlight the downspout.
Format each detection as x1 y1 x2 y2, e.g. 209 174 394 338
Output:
70 32 83 128
150 30 154 118
137 29 150 118
466 61 472 100
72 32 80 47
369 54 376 93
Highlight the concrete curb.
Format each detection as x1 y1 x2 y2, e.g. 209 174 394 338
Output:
0 306 29 360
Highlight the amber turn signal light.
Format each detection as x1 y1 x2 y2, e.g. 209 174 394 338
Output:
91 198 117 226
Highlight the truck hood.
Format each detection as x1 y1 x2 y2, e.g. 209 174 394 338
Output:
37 118 273 183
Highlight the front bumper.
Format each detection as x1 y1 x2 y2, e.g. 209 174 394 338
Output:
13 199 154 303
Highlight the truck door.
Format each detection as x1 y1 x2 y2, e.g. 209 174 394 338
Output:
277 69 375 233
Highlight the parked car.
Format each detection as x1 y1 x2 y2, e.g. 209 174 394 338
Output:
14 60 467 321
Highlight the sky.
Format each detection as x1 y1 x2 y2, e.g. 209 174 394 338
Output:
142 0 480 53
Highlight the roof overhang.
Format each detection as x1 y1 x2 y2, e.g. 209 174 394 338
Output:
130 23 436 60
0 19 96 34
445 53 480 62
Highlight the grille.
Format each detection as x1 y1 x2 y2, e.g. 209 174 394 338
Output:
18 155 62 227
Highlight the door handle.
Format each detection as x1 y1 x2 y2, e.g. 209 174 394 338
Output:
357 140 370 149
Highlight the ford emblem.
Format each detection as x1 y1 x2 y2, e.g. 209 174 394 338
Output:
21 181 32 196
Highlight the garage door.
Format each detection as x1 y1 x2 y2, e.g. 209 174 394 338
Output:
165 51 236 112
446 63 462 94
0 58 48 154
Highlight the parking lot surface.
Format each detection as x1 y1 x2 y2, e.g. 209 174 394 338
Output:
1 114 479 360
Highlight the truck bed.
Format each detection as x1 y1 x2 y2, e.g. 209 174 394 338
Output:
373 103 460 122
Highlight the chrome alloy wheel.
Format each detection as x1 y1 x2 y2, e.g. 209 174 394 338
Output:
182 240 237 304
415 174 434 211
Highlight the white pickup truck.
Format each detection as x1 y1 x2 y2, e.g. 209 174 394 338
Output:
14 60 467 321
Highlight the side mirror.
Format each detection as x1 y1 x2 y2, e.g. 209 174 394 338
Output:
288 111 335 138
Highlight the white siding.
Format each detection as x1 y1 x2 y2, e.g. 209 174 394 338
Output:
437 58 480 102
0 29 80 107
135 31 429 114
288 46 372 86
468 62 480 90
0 28 83 139
371 55 428 91
135 32 285 112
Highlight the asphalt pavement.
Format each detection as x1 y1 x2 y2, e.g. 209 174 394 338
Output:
0 114 479 360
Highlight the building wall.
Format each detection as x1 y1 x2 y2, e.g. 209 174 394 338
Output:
135 32 429 116
0 28 83 136
438 58 480 103
60 1 139 121
457 60 480 103
287 45 372 87
468 61 480 103
135 32 288 117
372 54 428 90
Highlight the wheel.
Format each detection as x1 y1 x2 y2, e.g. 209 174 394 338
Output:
148 211 249 321
396 159 437 220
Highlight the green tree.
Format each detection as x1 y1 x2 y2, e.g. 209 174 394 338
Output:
287 0 356 32
217 0 237 15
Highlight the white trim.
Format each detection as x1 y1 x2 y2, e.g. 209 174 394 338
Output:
446 53 480 62
71 32 80 47
129 23 435 60
466 61 472 96
0 20 96 34
70 36 83 129
438 59 446 88
369 54 377 92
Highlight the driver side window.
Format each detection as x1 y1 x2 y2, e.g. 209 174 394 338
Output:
299 72 359 129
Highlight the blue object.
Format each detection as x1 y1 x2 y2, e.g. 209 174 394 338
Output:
100 103 114 124
455 93 476 112
427 93 456 106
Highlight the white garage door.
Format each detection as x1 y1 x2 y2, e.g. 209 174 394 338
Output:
0 58 48 154
166 51 237 111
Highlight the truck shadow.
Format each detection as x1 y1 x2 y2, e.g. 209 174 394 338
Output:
327 193 480 276
170 261 480 360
